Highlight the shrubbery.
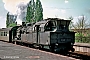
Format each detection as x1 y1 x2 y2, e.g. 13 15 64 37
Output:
75 33 90 43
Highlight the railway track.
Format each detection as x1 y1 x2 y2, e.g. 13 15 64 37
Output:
1 40 90 60
27 45 90 60
14 41 90 60
33 46 90 60
61 51 90 60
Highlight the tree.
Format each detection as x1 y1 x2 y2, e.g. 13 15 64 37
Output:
35 0 43 22
26 0 35 23
73 15 90 29
26 0 43 23
9 23 17 27
73 15 90 42
6 12 9 28
6 12 17 28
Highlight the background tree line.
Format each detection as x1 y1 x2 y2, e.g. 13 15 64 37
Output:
69 15 90 43
6 0 43 27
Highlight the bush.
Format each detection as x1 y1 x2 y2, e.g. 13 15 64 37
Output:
75 36 90 43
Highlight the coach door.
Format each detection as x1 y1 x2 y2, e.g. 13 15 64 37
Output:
9 30 12 43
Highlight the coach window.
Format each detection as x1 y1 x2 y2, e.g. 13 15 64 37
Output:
0 32 1 36
5 32 7 36
1 32 3 36
4 32 6 36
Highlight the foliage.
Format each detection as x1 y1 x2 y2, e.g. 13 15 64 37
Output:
6 12 17 28
35 0 43 22
26 0 35 23
6 12 9 28
75 33 83 37
75 36 90 43
8 23 17 27
75 31 90 43
26 0 43 23
70 15 90 43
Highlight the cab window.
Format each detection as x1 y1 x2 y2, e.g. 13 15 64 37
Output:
45 21 56 31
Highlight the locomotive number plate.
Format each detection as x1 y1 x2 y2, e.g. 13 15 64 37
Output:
61 39 66 42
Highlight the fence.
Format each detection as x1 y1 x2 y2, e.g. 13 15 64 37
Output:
73 43 90 53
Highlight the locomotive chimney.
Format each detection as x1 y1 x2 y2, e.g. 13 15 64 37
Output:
22 22 26 26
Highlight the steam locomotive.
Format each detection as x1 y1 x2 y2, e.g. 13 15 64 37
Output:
0 18 75 52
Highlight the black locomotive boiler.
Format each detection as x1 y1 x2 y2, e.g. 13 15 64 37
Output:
0 18 75 52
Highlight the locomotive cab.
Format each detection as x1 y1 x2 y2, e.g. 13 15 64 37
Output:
44 18 71 32
39 18 75 52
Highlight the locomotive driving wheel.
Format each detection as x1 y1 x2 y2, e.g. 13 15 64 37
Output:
71 48 75 52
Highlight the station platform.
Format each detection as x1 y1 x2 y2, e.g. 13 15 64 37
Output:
0 41 77 60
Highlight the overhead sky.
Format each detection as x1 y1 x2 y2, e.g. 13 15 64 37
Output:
0 0 90 28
